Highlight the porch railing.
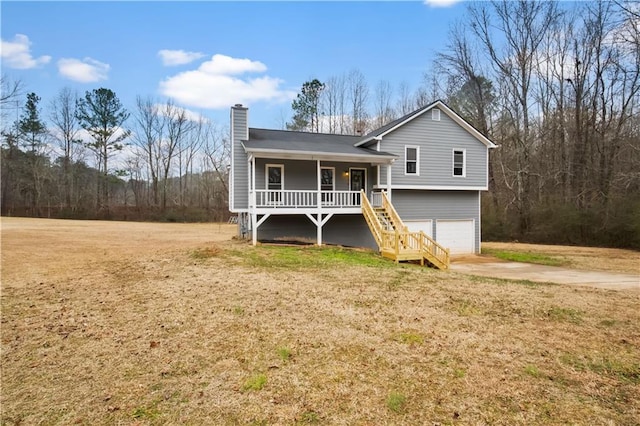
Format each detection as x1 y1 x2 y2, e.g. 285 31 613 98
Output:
370 191 384 208
252 190 362 209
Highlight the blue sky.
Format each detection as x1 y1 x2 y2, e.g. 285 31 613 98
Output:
2 1 466 129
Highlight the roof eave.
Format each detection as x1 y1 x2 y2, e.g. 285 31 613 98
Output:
243 146 396 164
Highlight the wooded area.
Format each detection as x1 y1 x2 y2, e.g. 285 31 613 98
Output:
1 86 230 222
1 1 638 248
285 1 640 249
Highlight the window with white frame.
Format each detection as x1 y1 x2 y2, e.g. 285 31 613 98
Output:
432 108 441 121
320 167 335 205
453 149 465 177
405 146 419 175
266 164 284 190
266 164 284 204
320 167 334 191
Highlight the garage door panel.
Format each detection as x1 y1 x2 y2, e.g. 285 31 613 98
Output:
405 220 433 238
436 220 474 254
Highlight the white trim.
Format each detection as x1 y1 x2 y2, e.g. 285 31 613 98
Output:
349 167 367 192
320 166 335 191
230 108 235 211
478 190 482 254
265 164 284 190
452 148 466 178
432 108 441 121
355 100 497 148
374 184 488 191
486 148 489 187
404 145 420 176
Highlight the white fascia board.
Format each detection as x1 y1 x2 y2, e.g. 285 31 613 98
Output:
374 184 489 191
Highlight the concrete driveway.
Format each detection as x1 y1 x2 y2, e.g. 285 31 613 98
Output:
450 259 640 291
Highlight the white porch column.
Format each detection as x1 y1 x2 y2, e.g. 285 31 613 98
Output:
316 159 322 245
251 156 257 245
387 163 392 201
251 156 256 204
316 160 321 209
251 213 257 246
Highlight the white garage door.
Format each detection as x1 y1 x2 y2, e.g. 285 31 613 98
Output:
436 220 475 254
405 220 433 238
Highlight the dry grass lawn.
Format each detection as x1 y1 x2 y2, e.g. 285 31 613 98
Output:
1 217 639 425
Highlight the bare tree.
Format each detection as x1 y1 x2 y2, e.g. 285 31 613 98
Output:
50 87 83 209
469 0 560 235
373 80 396 128
347 69 369 135
132 96 164 206
397 81 414 116
322 74 347 134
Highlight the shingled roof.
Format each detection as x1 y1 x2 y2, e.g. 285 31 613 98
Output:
242 128 396 162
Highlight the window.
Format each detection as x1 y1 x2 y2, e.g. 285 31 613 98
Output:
405 146 419 175
266 164 284 204
432 108 441 121
266 164 284 190
320 167 334 191
320 167 335 205
453 150 465 177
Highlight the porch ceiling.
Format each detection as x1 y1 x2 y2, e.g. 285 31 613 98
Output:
242 146 395 164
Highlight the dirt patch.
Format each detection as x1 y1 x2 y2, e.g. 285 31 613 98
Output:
2 218 639 425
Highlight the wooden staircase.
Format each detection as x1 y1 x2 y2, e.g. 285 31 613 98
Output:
361 190 450 270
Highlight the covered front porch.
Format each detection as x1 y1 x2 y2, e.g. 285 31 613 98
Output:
246 159 393 246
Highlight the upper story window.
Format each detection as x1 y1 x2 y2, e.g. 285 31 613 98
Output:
432 109 441 121
453 149 466 177
405 146 419 175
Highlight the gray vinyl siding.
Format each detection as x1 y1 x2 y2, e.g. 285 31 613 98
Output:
391 189 481 253
232 107 249 211
257 214 377 249
380 109 488 187
255 159 377 193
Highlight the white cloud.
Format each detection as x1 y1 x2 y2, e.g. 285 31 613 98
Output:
158 49 206 66
0 34 51 69
423 0 461 7
57 57 110 83
198 54 267 75
159 54 295 109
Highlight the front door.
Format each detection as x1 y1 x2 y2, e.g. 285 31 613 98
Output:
349 168 366 206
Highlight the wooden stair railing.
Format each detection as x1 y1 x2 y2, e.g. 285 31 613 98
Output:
361 190 383 247
360 190 450 270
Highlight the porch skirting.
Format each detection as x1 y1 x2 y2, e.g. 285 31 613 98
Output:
251 214 377 250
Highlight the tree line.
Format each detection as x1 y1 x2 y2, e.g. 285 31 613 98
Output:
2 0 638 248
1 83 230 222
285 1 640 249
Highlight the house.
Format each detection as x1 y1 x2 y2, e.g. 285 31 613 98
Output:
229 100 497 268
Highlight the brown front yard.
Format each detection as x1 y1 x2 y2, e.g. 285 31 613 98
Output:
1 218 638 425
